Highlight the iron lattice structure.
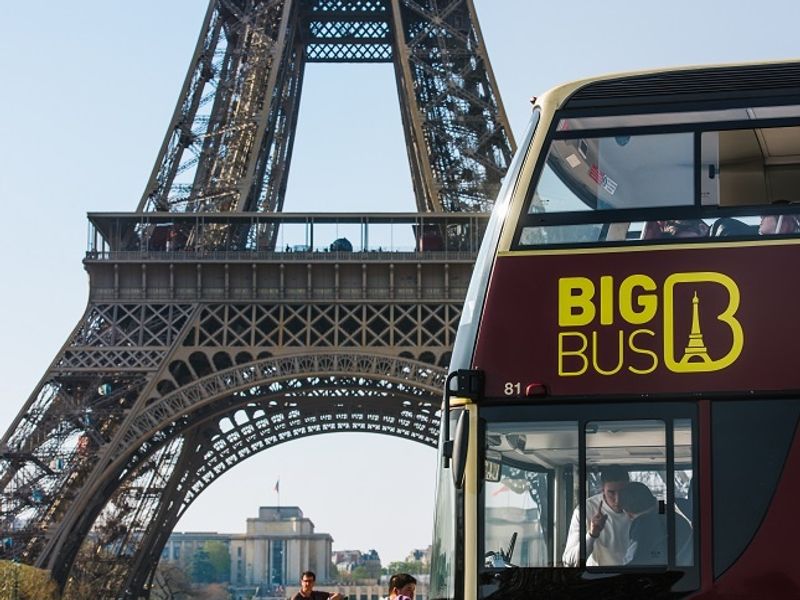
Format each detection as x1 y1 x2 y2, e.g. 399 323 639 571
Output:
0 1 514 598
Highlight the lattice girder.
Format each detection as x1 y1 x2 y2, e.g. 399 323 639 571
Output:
139 0 513 217
119 386 438 594
180 301 458 358
111 352 442 477
398 0 514 212
0 299 197 565
47 354 442 592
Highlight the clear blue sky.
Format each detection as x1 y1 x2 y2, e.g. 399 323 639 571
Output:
1 0 799 568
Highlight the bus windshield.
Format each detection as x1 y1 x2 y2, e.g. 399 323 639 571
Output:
480 405 696 596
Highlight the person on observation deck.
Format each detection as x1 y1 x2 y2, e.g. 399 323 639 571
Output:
385 572 416 599
291 571 343 600
562 466 631 567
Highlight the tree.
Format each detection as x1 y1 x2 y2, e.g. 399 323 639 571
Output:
0 560 58 600
62 543 130 599
191 547 216 584
203 541 230 583
350 564 381 581
151 561 194 600
384 560 429 576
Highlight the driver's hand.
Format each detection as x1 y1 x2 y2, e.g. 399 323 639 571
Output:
589 500 608 538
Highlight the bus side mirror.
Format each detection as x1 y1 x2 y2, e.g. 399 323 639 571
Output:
452 410 470 489
442 369 483 468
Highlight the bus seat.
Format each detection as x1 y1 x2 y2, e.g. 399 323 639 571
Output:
710 217 757 237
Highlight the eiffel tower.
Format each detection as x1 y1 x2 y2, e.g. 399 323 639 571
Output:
0 1 514 597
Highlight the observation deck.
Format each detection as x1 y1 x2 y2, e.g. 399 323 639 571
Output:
85 212 488 302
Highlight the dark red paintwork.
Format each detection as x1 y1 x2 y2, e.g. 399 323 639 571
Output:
474 243 800 398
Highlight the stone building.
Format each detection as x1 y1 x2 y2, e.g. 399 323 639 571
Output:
230 506 334 589
164 505 333 597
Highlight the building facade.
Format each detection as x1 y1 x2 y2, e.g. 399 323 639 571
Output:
164 506 333 597
162 506 431 600
230 506 333 588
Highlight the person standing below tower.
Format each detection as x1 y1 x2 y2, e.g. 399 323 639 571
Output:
562 467 631 566
291 571 343 600
385 572 416 599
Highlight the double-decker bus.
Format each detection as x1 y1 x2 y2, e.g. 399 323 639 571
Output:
430 61 800 599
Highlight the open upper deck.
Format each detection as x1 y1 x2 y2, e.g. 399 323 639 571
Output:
498 60 800 252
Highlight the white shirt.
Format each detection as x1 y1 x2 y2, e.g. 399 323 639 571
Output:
562 493 631 567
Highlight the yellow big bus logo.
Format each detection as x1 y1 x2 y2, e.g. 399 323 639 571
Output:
557 272 744 376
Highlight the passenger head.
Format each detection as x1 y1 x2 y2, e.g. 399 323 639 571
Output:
620 481 658 517
300 571 316 594
389 573 417 599
600 466 630 513
660 219 709 238
759 214 800 235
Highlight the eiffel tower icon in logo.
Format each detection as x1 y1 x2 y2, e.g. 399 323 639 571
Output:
679 291 713 366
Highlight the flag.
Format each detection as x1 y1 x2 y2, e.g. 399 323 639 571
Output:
273 478 280 493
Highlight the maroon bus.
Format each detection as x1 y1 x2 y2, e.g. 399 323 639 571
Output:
430 60 800 599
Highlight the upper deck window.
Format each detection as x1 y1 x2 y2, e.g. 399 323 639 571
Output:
516 104 800 248
530 132 694 214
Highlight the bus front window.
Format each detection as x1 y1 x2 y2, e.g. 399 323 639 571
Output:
580 420 668 567
484 421 578 568
481 408 697 599
531 133 695 214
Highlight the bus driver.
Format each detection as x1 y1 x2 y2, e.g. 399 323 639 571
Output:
562 467 631 566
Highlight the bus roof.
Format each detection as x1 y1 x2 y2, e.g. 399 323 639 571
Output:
537 58 800 113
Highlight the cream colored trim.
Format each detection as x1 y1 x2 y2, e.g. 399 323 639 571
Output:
496 98 557 253
464 404 479 600
500 236 800 258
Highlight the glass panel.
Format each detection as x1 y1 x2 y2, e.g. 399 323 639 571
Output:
430 410 460 599
702 126 800 209
484 421 578 568
712 400 800 577
271 540 284 585
451 110 539 371
519 223 606 246
530 133 694 213
583 420 666 566
517 120 800 247
480 408 699 598
674 418 695 567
